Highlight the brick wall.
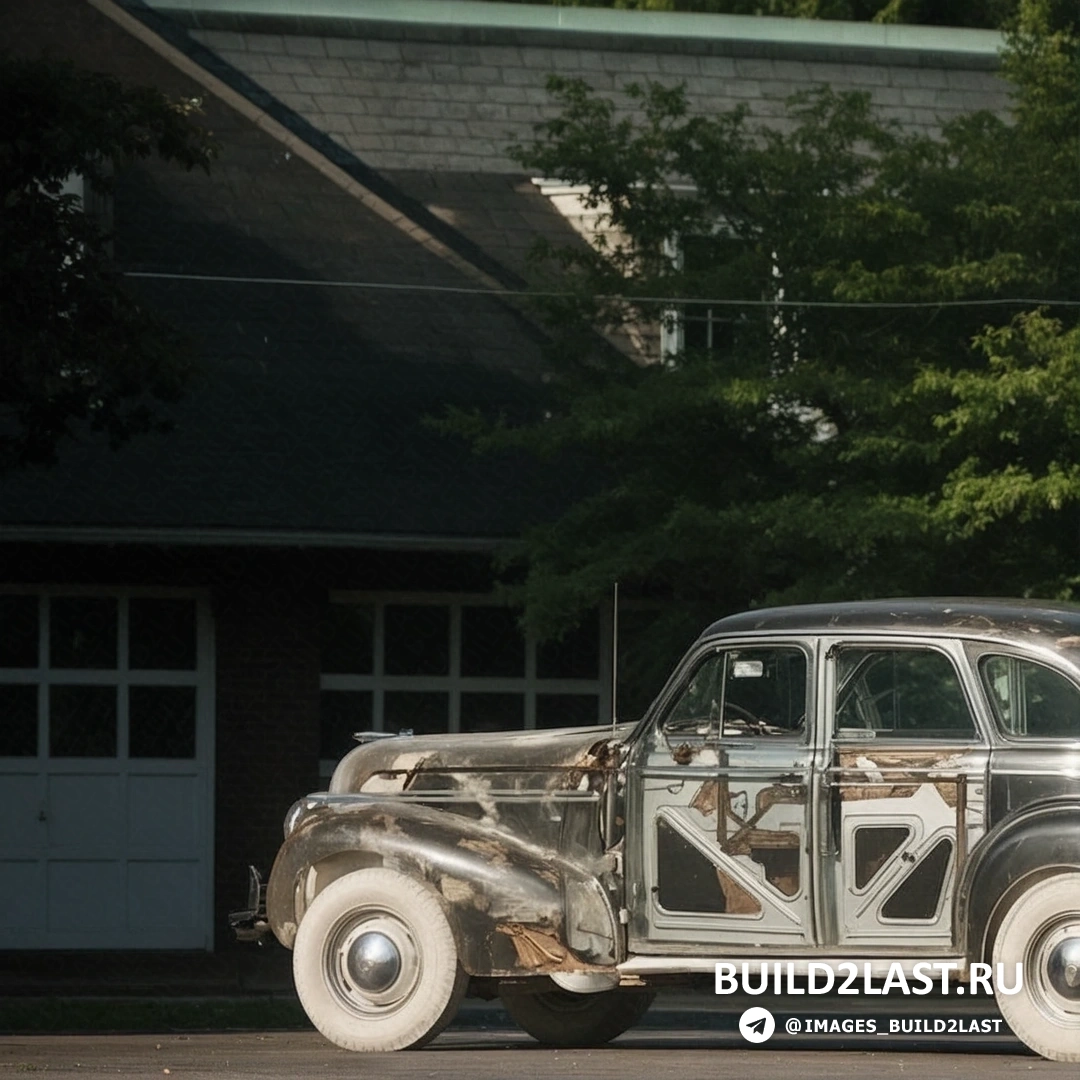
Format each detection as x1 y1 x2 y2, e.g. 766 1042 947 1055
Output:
213 566 321 949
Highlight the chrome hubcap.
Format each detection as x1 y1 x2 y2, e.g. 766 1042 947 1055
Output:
325 910 421 1016
346 931 401 994
1028 919 1080 1025
1047 936 1080 1002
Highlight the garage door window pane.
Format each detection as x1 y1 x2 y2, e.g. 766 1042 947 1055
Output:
129 686 196 758
536 694 601 729
0 684 38 756
129 599 197 670
50 685 117 757
461 608 525 677
384 606 449 676
320 690 373 760
50 598 117 669
384 692 448 736
0 596 38 668
321 604 374 675
460 693 525 733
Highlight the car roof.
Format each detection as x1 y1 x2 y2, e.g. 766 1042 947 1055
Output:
701 598 1080 646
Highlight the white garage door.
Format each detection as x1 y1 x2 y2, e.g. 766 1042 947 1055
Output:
0 590 214 949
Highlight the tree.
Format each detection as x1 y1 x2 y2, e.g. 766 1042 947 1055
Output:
447 0 1080 692
0 55 215 470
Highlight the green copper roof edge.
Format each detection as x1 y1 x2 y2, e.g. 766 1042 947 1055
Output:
144 0 1004 57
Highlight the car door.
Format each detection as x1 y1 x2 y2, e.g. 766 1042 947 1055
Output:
627 639 819 951
820 637 989 949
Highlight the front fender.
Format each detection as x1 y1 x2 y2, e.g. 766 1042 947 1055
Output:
956 796 1080 960
266 798 619 976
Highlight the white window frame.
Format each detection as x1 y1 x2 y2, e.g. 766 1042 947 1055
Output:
0 585 216 950
0 585 213 762
660 230 750 363
319 592 611 779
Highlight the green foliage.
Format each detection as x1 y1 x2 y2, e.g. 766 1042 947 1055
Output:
0 55 216 469
925 314 1080 531
449 0 1080 664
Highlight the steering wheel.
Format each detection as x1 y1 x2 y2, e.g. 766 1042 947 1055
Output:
722 702 764 727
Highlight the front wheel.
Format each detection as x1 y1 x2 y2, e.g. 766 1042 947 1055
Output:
293 867 467 1051
992 871 1080 1062
500 979 656 1046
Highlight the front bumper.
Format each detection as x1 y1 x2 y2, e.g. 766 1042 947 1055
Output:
228 865 270 943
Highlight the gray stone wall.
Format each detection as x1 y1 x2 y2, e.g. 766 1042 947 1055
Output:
192 28 1010 174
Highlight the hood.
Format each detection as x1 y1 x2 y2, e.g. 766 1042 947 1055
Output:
328 722 635 796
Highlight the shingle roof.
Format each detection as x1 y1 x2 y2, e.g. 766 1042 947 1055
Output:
1 0 1010 543
384 170 589 282
0 0 581 541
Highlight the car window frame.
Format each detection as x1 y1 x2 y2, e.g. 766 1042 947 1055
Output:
827 637 989 746
964 642 1080 744
654 638 814 747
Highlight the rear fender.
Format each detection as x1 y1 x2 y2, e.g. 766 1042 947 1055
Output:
956 797 1080 960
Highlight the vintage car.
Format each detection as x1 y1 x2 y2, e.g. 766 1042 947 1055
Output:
232 599 1080 1060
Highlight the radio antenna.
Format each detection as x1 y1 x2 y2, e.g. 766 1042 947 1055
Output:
610 581 619 733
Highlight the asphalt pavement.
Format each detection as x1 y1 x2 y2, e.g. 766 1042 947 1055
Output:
0 1027 1063 1080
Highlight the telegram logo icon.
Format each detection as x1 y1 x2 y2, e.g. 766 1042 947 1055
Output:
739 1006 775 1044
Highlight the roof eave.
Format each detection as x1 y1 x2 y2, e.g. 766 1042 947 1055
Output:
144 0 1004 69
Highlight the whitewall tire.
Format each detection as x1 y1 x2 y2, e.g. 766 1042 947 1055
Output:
293 867 467 1052
992 871 1080 1062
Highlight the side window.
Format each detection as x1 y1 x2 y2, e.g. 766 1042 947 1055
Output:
835 647 976 739
980 655 1080 738
664 646 807 738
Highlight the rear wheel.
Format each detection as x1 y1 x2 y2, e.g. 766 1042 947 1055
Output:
500 979 655 1046
992 871 1080 1062
293 867 467 1052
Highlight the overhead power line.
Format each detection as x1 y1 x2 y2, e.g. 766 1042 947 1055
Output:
124 271 1080 310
